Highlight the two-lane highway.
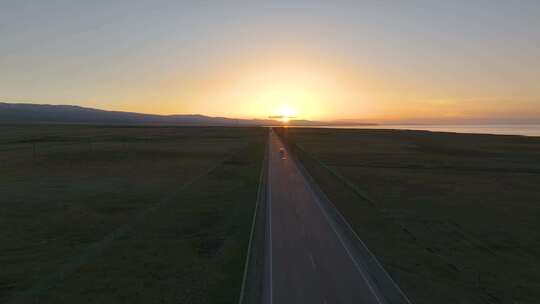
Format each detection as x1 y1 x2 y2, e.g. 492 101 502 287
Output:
262 130 389 304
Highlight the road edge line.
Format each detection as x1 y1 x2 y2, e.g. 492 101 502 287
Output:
238 132 269 304
294 143 413 304
275 133 386 303
275 131 413 304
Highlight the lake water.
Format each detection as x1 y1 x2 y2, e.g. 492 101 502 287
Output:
311 124 540 137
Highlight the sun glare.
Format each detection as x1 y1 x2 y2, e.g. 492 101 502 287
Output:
278 105 297 121
185 57 357 120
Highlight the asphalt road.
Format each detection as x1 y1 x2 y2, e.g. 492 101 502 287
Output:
262 130 391 304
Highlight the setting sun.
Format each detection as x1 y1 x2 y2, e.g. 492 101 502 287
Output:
179 56 354 121
270 104 298 122
277 105 297 120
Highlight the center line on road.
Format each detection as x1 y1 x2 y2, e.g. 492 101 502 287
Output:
309 253 317 270
276 133 385 304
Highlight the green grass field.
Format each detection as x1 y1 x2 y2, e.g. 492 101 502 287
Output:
0 125 266 303
276 127 540 304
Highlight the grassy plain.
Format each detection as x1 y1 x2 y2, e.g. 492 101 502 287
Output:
276 127 540 304
0 124 266 303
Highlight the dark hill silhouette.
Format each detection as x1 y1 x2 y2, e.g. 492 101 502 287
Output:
0 103 275 126
0 102 377 126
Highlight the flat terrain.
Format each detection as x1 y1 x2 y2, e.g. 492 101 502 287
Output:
276 127 540 304
0 124 266 303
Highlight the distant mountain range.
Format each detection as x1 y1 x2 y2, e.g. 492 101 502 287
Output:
0 102 376 126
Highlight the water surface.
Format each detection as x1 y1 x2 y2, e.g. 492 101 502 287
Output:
310 124 540 137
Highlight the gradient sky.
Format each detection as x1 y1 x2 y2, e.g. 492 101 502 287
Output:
1 1 539 123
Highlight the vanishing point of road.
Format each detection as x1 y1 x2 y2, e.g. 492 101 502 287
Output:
262 130 409 304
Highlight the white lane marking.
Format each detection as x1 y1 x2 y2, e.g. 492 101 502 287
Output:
268 133 274 304
316 184 413 303
277 136 385 304
238 140 268 304
309 253 317 270
306 179 384 304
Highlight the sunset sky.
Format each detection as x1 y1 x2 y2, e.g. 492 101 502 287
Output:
1 1 539 123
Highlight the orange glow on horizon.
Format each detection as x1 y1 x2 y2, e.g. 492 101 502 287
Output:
102 49 540 123
157 52 374 121
4 3 540 124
